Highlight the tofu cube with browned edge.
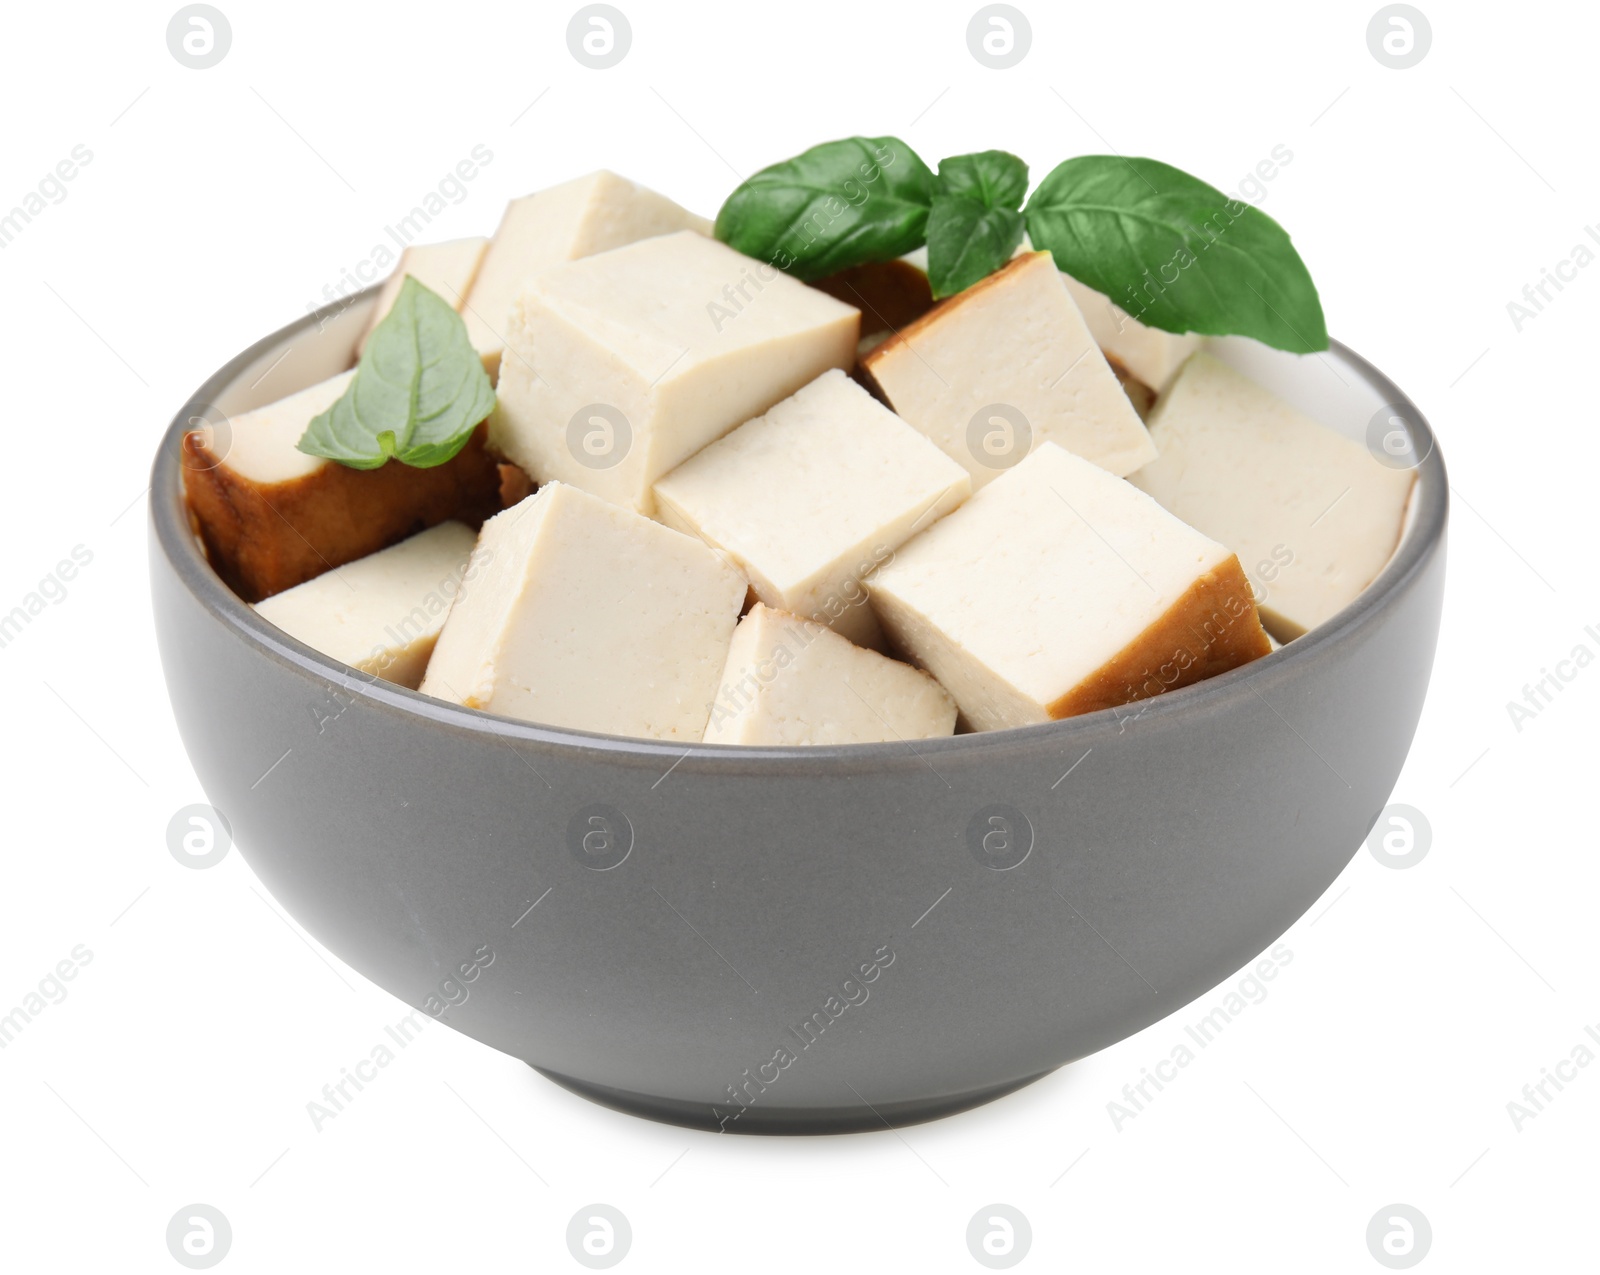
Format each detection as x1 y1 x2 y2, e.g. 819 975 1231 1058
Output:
419 483 746 740
861 251 1157 486
868 442 1271 730
652 369 970 649
809 258 937 358
492 231 860 515
359 237 489 354
463 171 713 373
704 604 957 746
1131 352 1416 639
182 372 501 602
253 522 479 689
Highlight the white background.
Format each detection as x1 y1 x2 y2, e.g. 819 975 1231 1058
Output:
0 0 1594 1270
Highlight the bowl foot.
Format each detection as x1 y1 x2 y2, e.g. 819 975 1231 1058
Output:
531 1066 1057 1135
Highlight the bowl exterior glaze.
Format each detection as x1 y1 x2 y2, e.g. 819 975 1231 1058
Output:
150 304 1447 1133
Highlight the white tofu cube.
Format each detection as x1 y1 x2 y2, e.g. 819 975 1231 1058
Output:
1058 272 1206 394
1131 352 1416 638
869 442 1271 730
359 237 489 353
419 483 746 740
462 171 713 369
491 231 860 515
651 369 970 649
705 604 957 746
861 251 1157 486
253 522 478 689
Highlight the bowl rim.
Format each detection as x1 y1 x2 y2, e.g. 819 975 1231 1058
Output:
150 294 1449 765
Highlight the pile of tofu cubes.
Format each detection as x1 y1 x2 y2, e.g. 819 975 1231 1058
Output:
186 171 1416 746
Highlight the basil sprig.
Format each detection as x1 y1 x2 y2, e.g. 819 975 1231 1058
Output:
714 139 1328 352
925 150 1028 298
298 277 496 470
713 136 935 282
1024 157 1327 353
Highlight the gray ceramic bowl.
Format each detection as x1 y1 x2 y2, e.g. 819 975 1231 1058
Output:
150 292 1447 1134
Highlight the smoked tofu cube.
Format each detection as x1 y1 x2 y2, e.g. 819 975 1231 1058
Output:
492 231 860 515
419 483 746 740
651 369 970 649
868 442 1271 730
809 258 936 349
462 171 713 372
704 604 957 746
1131 353 1416 639
860 251 1157 485
359 237 489 354
182 373 501 602
1059 273 1206 395
253 522 479 689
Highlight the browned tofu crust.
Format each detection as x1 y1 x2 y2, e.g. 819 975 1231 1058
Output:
1048 554 1273 719
496 461 536 509
182 424 502 602
811 259 936 338
1104 354 1156 420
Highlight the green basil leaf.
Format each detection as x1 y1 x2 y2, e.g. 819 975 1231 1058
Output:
925 195 1025 299
714 136 936 281
1024 156 1328 353
936 150 1029 211
298 277 496 470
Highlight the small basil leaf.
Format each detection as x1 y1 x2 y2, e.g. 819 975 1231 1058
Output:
936 150 1029 211
714 136 936 281
1024 156 1328 353
925 195 1025 299
298 277 496 470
